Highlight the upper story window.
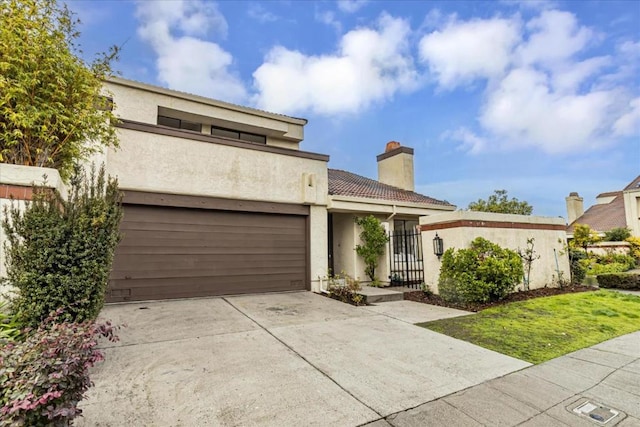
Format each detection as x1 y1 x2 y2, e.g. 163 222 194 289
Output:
211 126 266 144
157 115 202 132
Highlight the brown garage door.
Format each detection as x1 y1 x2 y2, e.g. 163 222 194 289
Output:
108 202 308 302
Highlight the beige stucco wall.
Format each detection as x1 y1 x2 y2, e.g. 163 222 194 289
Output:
377 152 414 191
105 79 304 150
108 128 327 205
586 242 632 256
420 211 571 293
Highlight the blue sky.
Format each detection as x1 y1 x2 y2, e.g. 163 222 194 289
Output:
71 0 639 218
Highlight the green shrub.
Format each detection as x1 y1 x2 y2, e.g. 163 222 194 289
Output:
569 249 587 284
626 237 640 261
0 309 118 425
2 165 123 327
438 237 524 304
597 273 640 290
580 253 636 276
604 227 631 242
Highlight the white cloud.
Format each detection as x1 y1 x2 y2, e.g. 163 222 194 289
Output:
315 10 342 34
480 67 618 153
613 97 640 137
337 0 368 13
442 128 487 154
516 10 595 68
550 56 611 93
252 14 418 115
419 9 637 154
247 3 278 23
136 0 247 103
418 17 521 88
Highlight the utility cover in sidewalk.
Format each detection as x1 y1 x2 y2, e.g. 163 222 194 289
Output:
569 399 621 425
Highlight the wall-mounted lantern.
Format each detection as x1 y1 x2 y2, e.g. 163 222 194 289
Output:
433 233 444 258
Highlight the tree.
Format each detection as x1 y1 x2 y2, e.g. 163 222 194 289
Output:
468 190 533 215
355 215 389 283
0 0 119 179
570 223 601 254
517 238 540 291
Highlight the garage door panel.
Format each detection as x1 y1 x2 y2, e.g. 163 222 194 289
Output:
111 265 307 281
113 245 305 256
109 274 305 302
115 238 305 250
120 220 305 235
113 253 306 266
118 229 304 243
122 207 303 229
111 259 307 277
108 203 308 302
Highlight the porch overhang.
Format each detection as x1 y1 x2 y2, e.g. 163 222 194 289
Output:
327 195 455 217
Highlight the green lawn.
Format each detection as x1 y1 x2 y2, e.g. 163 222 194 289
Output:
419 290 640 364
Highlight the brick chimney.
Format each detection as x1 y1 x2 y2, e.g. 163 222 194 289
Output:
565 192 584 224
377 141 414 191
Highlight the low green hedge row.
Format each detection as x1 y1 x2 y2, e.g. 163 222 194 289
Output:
596 272 640 290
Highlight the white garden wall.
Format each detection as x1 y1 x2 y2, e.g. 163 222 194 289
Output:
420 211 571 293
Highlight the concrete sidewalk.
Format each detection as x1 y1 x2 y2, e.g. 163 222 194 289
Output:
376 331 640 427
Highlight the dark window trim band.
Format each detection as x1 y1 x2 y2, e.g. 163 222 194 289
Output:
121 190 310 216
116 119 330 162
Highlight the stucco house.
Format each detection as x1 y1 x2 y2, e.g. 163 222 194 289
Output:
566 175 640 238
80 78 453 302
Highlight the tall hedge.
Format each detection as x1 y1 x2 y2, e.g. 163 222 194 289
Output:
438 237 523 304
2 165 122 327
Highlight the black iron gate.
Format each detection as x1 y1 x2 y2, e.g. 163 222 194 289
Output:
388 228 424 288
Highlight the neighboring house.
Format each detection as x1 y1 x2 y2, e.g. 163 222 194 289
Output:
87 78 452 302
566 175 640 237
327 142 454 286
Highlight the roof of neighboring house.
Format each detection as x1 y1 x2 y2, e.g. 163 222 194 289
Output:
328 169 454 207
567 191 626 233
567 175 640 234
624 175 640 191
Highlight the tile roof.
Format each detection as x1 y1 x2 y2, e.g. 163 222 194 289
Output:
567 191 626 233
328 169 454 207
567 175 640 233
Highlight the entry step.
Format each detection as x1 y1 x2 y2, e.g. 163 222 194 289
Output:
358 286 404 304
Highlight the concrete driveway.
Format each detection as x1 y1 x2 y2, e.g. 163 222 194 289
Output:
78 292 529 426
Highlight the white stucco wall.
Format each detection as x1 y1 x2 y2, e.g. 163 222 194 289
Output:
420 211 571 293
